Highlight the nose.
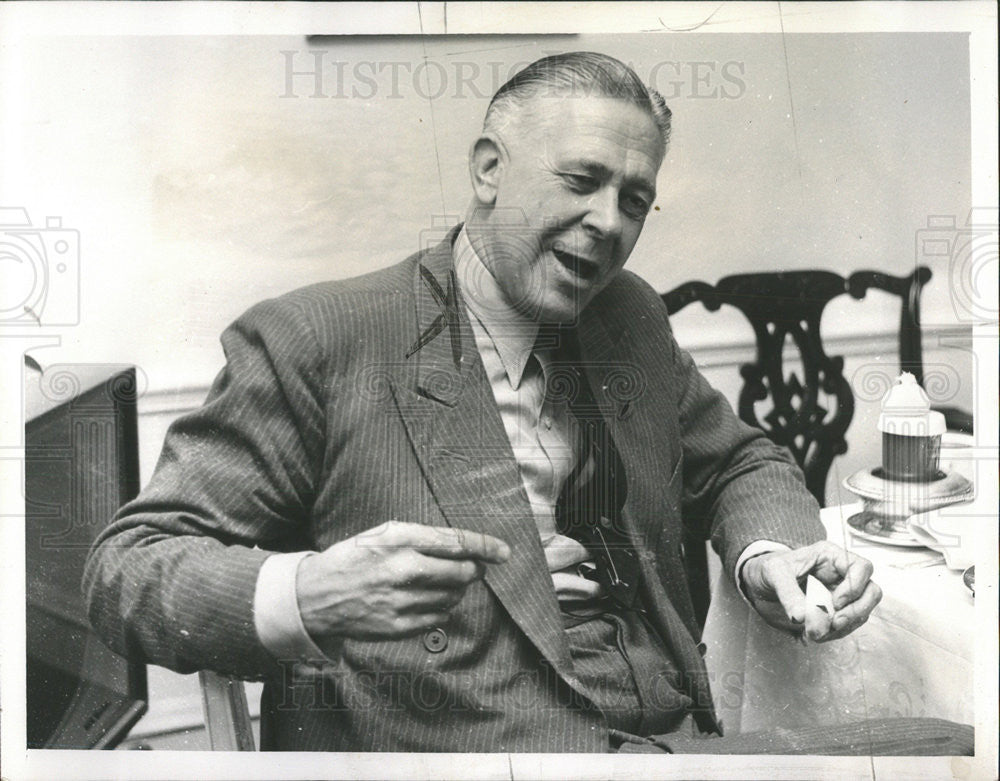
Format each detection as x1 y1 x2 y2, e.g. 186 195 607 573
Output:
581 186 622 240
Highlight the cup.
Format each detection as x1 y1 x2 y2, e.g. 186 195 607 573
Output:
881 426 943 481
877 373 946 482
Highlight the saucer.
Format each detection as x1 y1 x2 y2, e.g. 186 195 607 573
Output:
846 510 927 547
963 566 975 595
907 508 976 570
843 468 974 516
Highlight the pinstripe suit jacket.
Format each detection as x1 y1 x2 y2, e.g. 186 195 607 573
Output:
84 229 823 751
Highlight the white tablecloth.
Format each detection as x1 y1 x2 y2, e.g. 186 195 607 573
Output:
702 503 974 735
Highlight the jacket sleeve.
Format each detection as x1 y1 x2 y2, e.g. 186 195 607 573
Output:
666 327 826 582
82 296 327 680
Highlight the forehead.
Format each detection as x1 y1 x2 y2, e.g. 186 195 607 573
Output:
519 95 663 171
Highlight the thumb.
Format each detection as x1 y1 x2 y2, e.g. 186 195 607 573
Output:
765 563 811 624
773 572 832 640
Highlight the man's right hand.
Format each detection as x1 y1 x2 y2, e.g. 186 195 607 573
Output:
295 521 510 643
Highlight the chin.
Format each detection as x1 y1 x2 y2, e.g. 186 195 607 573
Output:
535 299 586 325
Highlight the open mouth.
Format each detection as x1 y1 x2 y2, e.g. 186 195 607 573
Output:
552 247 601 282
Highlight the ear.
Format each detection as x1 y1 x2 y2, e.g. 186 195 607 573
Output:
468 135 504 206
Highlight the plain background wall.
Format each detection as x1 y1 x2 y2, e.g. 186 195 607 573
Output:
8 33 971 383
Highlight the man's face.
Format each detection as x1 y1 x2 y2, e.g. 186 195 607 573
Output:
470 95 663 324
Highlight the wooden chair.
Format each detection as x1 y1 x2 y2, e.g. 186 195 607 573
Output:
199 670 255 750
660 266 971 628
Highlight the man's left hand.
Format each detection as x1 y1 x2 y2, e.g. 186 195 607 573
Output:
740 541 883 642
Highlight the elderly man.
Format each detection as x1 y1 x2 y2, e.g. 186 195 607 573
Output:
84 52 972 754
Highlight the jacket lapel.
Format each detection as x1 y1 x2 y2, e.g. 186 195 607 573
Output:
575 299 682 473
389 234 579 688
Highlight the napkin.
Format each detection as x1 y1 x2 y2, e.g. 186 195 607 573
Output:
907 507 976 571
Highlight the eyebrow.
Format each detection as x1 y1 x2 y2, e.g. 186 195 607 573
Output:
573 160 657 200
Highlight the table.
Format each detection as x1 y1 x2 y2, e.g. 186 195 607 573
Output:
702 503 975 735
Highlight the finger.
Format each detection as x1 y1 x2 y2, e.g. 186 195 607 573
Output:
821 581 883 641
409 525 511 563
803 542 853 585
403 555 486 587
803 602 833 641
829 556 875 611
797 542 869 607
763 560 812 624
384 612 452 638
355 521 510 563
397 587 468 614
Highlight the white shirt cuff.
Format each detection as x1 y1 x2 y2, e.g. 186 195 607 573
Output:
734 540 790 604
253 551 336 665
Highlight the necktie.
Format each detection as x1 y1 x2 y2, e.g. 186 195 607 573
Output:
544 328 641 611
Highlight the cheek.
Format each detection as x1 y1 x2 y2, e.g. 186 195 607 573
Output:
619 223 644 257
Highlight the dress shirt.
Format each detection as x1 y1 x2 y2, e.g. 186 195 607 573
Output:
452 228 602 604
253 228 786 663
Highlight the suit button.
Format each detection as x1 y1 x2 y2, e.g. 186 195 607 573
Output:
423 628 448 653
697 642 707 656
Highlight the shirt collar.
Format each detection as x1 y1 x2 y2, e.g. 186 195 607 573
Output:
453 226 540 389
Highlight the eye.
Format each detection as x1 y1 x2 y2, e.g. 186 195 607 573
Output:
562 173 599 193
621 193 651 219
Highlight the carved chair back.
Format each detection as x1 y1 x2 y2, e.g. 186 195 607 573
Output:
662 267 931 506
662 268 931 631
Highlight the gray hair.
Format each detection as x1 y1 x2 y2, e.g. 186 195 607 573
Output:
483 52 671 153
